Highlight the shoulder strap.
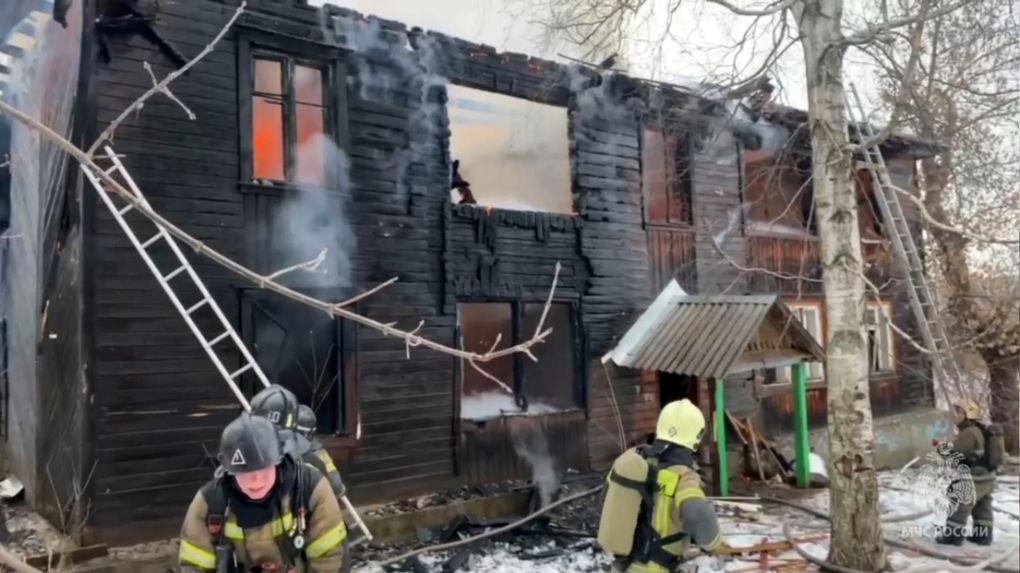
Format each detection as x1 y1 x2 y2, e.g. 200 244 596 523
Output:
201 480 229 544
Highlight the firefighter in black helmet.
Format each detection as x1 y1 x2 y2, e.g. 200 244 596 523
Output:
251 384 302 454
295 404 347 499
178 413 348 572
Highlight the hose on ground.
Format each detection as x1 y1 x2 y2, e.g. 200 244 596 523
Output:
748 492 1020 573
370 484 606 569
782 522 870 573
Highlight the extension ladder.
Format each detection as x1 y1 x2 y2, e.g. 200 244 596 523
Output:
846 85 962 403
81 145 271 411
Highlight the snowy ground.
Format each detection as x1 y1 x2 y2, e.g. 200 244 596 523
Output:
356 471 1020 573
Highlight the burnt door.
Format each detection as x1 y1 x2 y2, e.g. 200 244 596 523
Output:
242 291 346 433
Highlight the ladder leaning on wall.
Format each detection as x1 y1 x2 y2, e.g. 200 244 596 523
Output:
80 145 272 411
80 145 375 542
845 84 961 407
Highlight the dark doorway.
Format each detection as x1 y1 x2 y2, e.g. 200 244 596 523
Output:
659 372 698 407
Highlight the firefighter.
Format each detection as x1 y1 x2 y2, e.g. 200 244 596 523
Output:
598 399 723 573
252 388 348 500
295 405 347 499
936 399 1000 546
178 413 348 572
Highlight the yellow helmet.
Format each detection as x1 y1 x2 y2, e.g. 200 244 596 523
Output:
655 399 706 449
955 399 982 420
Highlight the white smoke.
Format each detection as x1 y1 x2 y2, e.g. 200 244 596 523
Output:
510 424 561 508
271 134 356 288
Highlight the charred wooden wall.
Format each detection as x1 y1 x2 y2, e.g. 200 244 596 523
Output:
79 0 671 542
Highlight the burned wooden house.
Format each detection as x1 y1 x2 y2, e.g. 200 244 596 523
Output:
1 0 940 544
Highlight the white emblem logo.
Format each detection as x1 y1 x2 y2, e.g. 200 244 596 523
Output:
231 449 246 466
268 411 281 424
892 443 975 522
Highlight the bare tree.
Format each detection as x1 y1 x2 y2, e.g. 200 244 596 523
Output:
866 0 1020 452
528 0 983 568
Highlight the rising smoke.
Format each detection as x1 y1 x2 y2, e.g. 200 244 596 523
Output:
510 421 561 508
271 134 356 288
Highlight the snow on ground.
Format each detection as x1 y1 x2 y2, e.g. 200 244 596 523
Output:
362 471 1020 573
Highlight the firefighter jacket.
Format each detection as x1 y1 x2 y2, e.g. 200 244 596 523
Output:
302 440 346 499
953 420 996 498
606 445 722 573
178 458 348 572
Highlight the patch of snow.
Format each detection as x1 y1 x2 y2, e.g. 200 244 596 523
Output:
460 392 560 419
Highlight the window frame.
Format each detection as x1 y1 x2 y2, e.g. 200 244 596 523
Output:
237 29 349 194
864 300 896 375
240 289 359 437
641 128 694 228
455 299 586 418
769 300 825 384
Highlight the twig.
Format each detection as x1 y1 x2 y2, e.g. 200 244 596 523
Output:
143 62 195 120
264 248 328 282
468 359 514 395
369 485 605 569
86 1 246 156
405 320 424 359
334 277 399 309
600 361 627 454
706 0 797 17
890 184 1019 245
860 272 934 356
534 262 562 338
0 99 558 368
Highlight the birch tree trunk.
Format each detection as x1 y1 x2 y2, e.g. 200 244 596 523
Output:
794 0 888 568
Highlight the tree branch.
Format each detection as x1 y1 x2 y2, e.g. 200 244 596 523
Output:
0 99 559 369
843 0 975 46
891 183 1019 245
86 1 246 156
705 0 797 17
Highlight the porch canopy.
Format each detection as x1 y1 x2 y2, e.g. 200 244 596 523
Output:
601 280 826 493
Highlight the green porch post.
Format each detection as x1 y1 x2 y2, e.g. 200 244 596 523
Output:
715 378 728 496
792 362 811 488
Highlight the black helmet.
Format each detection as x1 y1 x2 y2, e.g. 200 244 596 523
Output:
251 384 300 431
296 405 317 436
217 413 283 475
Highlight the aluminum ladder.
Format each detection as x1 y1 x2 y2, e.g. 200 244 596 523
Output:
846 85 962 402
81 145 271 411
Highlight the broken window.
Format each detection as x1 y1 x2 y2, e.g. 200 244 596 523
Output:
855 169 885 241
458 301 580 419
642 129 692 226
865 302 895 374
743 150 813 236
773 302 824 383
243 291 355 435
447 85 572 214
250 55 330 187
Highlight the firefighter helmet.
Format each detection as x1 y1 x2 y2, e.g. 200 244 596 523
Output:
251 384 300 430
655 399 706 449
956 399 982 420
296 405 317 437
218 413 283 474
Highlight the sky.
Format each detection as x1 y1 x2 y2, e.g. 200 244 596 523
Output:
307 0 892 113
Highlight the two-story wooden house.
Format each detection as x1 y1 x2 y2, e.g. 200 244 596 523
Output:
0 0 938 544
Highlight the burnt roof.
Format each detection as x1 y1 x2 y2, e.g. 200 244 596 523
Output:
762 104 944 159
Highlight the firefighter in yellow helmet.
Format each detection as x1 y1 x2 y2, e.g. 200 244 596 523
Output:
177 413 348 572
936 399 1003 546
598 399 723 572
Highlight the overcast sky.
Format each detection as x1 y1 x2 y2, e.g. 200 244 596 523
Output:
308 0 898 114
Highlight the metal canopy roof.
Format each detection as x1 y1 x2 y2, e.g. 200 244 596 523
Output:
602 281 826 378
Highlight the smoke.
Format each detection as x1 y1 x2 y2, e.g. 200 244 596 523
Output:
510 422 561 508
331 13 449 207
566 65 639 141
270 134 356 288
460 391 559 419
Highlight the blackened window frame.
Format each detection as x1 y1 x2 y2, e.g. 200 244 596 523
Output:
236 28 350 194
239 289 359 437
641 128 694 229
454 299 586 416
